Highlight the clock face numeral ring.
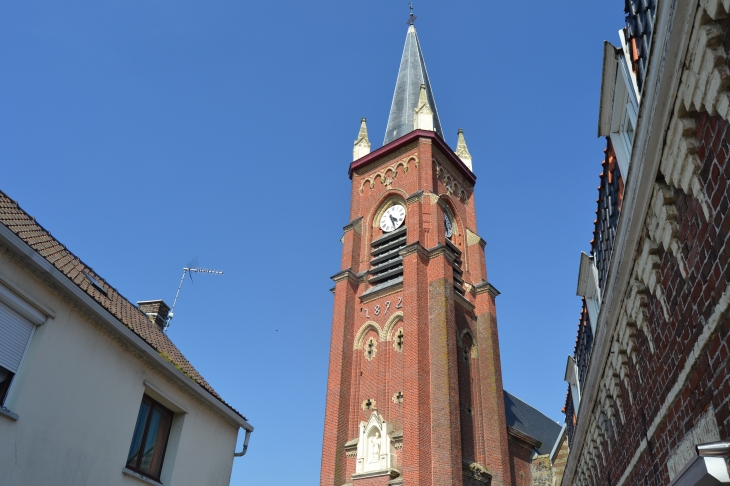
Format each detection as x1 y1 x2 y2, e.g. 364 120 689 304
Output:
380 204 406 232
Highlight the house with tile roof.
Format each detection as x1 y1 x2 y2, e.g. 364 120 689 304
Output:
0 190 252 485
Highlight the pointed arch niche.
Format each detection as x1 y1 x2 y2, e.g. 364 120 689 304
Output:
353 410 398 477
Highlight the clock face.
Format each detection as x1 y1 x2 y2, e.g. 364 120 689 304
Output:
380 204 406 232
444 213 453 238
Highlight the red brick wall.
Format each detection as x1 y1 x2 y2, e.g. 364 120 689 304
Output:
573 91 730 486
507 439 532 486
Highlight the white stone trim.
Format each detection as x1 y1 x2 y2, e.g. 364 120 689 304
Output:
353 321 385 350
355 411 397 475
662 116 712 221
646 183 689 277
382 312 404 342
677 4 730 119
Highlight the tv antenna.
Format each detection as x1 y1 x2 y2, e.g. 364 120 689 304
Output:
165 258 224 331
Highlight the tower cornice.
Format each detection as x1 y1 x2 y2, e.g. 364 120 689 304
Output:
348 130 476 185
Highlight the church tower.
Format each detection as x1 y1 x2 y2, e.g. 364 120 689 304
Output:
321 21 512 486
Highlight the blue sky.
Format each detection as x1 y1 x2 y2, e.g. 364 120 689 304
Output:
2 1 625 483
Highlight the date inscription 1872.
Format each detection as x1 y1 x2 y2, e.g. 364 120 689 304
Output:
361 296 402 319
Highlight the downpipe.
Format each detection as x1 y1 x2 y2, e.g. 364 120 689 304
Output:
234 429 252 457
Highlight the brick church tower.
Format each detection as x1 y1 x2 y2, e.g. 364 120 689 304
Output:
320 21 513 486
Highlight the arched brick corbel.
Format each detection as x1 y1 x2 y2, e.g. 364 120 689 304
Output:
610 341 633 405
647 183 689 278
634 237 671 320
678 19 730 119
621 281 656 354
591 429 607 467
662 116 712 222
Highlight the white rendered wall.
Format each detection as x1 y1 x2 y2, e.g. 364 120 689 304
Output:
0 252 239 486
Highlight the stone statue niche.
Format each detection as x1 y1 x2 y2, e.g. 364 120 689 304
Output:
354 411 397 477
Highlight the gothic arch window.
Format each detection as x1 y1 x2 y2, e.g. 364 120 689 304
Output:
459 329 477 364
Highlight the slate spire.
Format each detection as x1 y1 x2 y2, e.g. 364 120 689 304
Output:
384 24 443 145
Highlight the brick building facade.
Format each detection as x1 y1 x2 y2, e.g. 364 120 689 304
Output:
562 1 730 485
320 21 564 486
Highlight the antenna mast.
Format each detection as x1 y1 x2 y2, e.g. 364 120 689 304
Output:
166 262 224 332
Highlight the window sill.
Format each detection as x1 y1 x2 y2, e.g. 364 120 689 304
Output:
0 406 18 421
122 468 162 486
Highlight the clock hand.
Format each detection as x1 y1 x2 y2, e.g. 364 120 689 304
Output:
390 215 398 227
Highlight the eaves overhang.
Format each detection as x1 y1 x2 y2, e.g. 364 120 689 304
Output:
349 130 477 186
0 222 253 432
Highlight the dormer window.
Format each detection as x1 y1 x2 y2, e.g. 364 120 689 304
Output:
598 41 640 180
609 57 638 178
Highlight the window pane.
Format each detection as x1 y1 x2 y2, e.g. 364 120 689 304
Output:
126 399 151 468
139 405 172 478
0 365 14 404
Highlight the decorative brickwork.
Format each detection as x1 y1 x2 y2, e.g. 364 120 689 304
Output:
563 2 730 484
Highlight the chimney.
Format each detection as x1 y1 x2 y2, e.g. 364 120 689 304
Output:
138 300 171 331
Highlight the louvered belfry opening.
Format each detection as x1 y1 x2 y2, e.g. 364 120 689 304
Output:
369 226 407 288
446 238 465 295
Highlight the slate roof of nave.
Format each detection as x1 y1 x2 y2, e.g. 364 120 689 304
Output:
504 390 562 456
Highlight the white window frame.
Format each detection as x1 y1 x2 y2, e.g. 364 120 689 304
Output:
564 355 581 415
576 252 601 336
609 55 639 179
0 279 52 417
122 380 187 484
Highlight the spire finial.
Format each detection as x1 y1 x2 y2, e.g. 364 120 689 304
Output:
407 2 417 25
353 118 371 161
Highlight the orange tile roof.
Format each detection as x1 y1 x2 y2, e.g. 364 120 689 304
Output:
0 190 243 420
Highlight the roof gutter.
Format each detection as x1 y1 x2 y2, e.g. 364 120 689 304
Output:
0 223 253 433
